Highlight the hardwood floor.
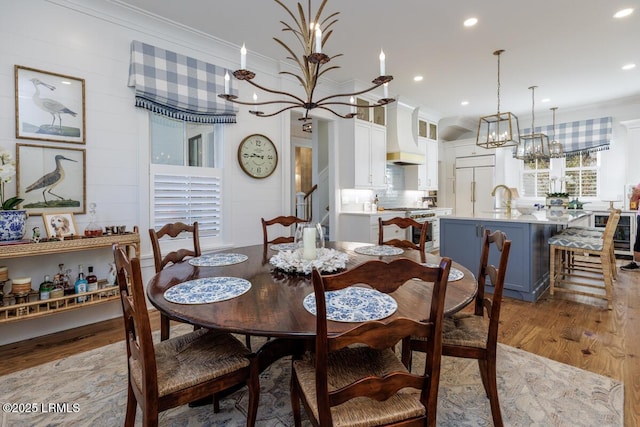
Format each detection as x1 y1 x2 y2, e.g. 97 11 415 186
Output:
0 263 637 426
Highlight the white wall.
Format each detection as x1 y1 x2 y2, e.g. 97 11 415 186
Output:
0 0 292 344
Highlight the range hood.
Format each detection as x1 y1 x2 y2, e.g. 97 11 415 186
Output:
386 102 425 165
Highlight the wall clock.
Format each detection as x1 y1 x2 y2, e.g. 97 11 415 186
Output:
237 134 278 179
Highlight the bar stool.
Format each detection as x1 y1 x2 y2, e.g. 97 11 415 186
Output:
549 209 621 309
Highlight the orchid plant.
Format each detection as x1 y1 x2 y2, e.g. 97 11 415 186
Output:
0 148 24 210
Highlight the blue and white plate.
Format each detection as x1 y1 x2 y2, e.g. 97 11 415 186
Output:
269 243 300 251
164 277 251 304
353 245 404 256
189 253 248 267
303 287 397 323
422 263 465 282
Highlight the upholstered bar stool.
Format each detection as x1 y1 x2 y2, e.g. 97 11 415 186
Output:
549 209 621 309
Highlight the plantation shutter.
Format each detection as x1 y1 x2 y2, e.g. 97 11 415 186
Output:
151 167 221 238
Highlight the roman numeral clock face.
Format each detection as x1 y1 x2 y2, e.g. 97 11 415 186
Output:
237 134 278 179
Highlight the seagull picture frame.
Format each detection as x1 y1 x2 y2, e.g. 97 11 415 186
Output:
15 65 86 144
16 143 86 215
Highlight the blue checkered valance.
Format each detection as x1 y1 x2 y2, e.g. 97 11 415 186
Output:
128 40 238 124
522 116 612 155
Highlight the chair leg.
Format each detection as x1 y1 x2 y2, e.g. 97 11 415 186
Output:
290 374 302 427
479 358 504 427
124 384 137 427
246 363 260 427
550 246 557 295
602 254 614 310
160 314 171 341
245 334 252 351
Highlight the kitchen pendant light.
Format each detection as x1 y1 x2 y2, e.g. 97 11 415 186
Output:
476 50 520 149
515 86 550 160
549 107 564 158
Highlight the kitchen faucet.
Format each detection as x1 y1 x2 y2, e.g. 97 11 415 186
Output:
491 184 513 214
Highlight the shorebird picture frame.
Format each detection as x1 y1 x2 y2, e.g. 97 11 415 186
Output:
14 65 86 144
16 143 86 215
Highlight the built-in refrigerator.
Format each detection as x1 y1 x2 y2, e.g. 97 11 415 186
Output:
454 155 495 216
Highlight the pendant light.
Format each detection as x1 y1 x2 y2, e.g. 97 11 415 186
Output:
549 107 564 157
515 86 550 160
476 50 520 149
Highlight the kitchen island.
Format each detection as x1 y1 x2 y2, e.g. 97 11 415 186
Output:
440 209 591 302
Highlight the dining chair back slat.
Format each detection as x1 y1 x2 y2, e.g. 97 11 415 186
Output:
262 216 307 246
149 221 201 341
378 216 428 253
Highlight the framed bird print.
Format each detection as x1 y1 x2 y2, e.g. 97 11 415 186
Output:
15 65 86 144
16 144 86 215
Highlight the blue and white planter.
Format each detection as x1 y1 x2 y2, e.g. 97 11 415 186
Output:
0 210 27 241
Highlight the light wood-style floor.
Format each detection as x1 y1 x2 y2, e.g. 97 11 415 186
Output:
1 263 637 426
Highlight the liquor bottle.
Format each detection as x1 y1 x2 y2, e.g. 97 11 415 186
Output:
39 275 54 301
75 264 88 303
86 266 98 293
59 264 73 296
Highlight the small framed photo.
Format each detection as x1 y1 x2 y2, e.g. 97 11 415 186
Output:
15 65 86 144
42 212 78 238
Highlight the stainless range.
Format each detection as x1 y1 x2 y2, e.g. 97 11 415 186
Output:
384 208 437 250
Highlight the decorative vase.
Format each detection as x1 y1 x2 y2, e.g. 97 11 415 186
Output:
0 210 27 241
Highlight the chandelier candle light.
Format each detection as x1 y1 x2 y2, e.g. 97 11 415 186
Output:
218 0 395 122
476 49 520 149
515 86 550 160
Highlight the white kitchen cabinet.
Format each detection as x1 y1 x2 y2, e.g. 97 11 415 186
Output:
340 119 388 189
339 212 402 244
405 137 438 191
454 155 495 216
432 208 452 250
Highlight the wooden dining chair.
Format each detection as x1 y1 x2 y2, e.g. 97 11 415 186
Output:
402 229 511 427
261 216 307 246
290 257 452 427
149 221 201 341
378 216 428 253
112 244 259 427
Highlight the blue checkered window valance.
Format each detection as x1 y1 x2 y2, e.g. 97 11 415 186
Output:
522 116 612 155
128 40 238 124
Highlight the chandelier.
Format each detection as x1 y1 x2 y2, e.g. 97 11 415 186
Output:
549 107 564 158
476 50 520 149
218 0 394 121
515 86 550 160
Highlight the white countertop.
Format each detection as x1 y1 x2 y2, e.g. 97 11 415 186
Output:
443 209 591 225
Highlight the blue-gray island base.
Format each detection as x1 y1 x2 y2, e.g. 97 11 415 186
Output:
439 211 591 302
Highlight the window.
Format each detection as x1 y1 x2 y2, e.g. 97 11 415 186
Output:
150 114 223 240
564 152 598 197
522 157 550 197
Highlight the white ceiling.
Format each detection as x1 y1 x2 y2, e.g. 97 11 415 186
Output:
115 0 639 125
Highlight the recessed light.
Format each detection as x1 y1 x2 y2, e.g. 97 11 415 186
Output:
622 63 636 70
614 8 634 18
460 100 469 106
541 98 550 103
413 75 424 82
463 17 478 27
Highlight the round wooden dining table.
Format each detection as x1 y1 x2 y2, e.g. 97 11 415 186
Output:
146 241 477 342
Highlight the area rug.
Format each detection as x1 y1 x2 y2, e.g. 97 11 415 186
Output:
0 328 623 427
